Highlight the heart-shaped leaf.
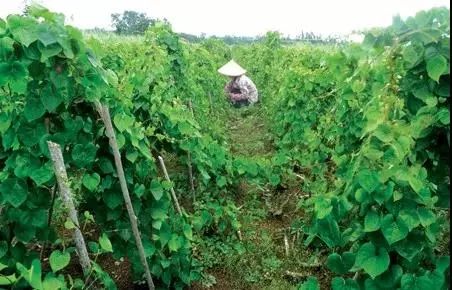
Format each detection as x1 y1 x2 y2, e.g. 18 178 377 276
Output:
353 242 389 279
49 250 70 272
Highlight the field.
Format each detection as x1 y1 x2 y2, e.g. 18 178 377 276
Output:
0 5 450 290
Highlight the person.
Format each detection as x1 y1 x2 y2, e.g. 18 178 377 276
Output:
218 60 258 108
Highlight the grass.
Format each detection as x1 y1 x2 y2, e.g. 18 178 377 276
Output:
225 104 274 158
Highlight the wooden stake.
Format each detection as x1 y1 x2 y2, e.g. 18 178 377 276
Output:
188 99 194 118
157 156 183 216
237 230 243 241
187 152 195 193
47 141 91 274
186 100 195 196
284 233 290 257
95 103 155 290
284 270 307 279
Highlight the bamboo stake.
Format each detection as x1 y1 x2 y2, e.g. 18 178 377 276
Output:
47 141 91 274
157 156 183 216
284 270 307 279
284 233 290 257
188 99 194 118
237 230 243 241
186 100 195 191
187 152 195 193
187 100 195 196
95 103 155 290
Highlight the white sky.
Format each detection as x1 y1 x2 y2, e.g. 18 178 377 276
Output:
0 0 450 37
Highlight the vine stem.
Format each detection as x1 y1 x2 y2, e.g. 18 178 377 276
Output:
40 186 57 260
95 102 155 290
158 156 183 216
47 141 91 275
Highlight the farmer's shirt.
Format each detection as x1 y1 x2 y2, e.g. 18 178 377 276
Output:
224 75 258 104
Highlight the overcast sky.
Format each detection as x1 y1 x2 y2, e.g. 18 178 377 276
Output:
0 0 450 37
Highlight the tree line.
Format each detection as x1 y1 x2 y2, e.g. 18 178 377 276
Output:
101 10 347 44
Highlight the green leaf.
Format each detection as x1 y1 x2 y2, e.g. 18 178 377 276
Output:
0 274 17 286
126 151 139 163
0 112 12 134
142 239 156 257
314 198 332 219
41 88 63 112
400 273 434 290
102 190 122 209
364 209 381 232
16 259 42 289
353 242 390 279
355 189 370 203
24 97 46 122
113 113 134 132
18 122 46 147
133 184 146 198
426 55 447 82
0 37 14 61
99 233 113 252
269 174 281 186
14 153 40 178
30 209 48 228
417 207 436 227
150 180 164 201
183 223 193 240
331 277 359 290
7 15 39 46
30 163 54 186
82 173 100 191
0 178 28 207
351 79 366 93
216 176 227 187
38 42 62 61
326 252 355 275
168 234 182 252
49 250 70 272
381 214 409 245
0 61 29 94
374 181 394 205
71 143 97 167
159 223 172 246
298 276 320 290
398 208 420 231
314 216 342 248
402 43 423 67
374 124 393 143
394 235 424 261
64 218 76 230
42 274 64 290
150 205 167 220
357 169 380 193
99 158 115 174
372 264 403 289
436 108 450 125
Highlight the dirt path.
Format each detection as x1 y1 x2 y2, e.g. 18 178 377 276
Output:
205 105 302 289
191 104 331 290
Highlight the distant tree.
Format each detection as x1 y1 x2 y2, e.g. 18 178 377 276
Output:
111 11 154 35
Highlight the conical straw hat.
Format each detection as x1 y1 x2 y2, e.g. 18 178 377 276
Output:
218 60 246 76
